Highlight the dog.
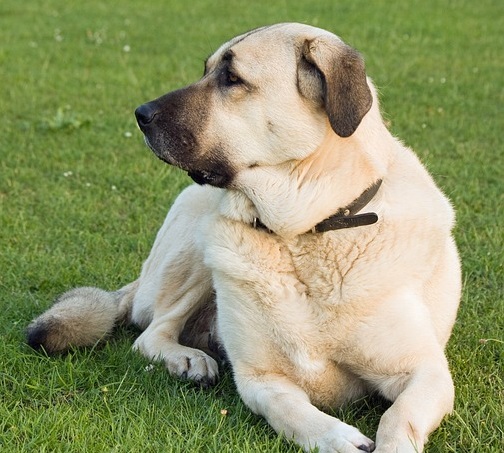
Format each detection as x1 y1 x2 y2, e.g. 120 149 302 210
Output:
27 23 461 452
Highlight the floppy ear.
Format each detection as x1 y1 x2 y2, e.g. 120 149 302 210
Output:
297 37 372 138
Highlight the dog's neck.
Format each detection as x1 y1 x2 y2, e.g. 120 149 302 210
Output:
253 178 382 234
231 125 387 237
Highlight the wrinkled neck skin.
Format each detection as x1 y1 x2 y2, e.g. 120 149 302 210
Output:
225 116 395 238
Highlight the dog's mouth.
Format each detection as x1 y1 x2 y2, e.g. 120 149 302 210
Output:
144 137 231 187
186 169 229 186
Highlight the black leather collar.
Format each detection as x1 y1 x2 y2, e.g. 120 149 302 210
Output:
253 179 382 234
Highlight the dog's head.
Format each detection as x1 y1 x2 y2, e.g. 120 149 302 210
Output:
135 23 372 188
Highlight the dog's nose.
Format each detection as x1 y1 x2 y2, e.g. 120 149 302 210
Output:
135 102 158 129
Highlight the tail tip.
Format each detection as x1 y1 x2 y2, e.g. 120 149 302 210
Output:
26 322 50 352
26 318 66 354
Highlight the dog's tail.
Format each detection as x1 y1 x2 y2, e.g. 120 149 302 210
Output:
26 280 139 354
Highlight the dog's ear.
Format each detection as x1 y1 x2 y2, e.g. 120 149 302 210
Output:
297 37 372 138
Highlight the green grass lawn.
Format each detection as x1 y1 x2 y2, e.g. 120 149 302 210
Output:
1 0 502 451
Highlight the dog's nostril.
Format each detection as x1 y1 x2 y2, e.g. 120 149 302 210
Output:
135 103 157 127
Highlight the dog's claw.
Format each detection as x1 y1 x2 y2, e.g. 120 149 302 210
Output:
358 443 375 452
196 375 217 389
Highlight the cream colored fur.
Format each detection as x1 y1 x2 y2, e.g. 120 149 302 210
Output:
28 23 461 453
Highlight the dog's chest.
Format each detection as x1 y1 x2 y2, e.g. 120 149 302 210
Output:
210 222 385 401
285 231 377 304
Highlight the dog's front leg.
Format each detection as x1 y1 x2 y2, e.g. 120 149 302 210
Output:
207 214 375 451
373 359 454 453
132 185 221 386
235 373 375 453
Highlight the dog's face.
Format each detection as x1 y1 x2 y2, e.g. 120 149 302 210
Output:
135 23 372 188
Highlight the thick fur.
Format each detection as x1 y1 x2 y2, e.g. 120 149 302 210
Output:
27 23 461 453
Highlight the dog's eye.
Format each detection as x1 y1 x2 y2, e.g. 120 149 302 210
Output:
228 73 240 83
223 69 244 87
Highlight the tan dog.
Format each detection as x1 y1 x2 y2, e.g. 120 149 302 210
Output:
27 23 461 453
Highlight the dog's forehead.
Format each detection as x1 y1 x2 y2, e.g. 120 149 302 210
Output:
206 23 343 68
207 25 290 68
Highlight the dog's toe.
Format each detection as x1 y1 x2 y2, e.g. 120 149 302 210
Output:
164 348 219 386
195 374 218 389
179 349 219 388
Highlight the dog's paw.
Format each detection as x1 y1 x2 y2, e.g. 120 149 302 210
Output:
357 442 376 452
164 347 219 388
317 421 375 453
133 334 219 387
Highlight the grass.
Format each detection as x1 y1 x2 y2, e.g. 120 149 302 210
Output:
0 0 502 451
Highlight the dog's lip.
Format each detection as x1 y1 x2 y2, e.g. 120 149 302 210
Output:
146 142 226 186
187 169 228 186
154 150 179 167
143 136 181 167
142 136 230 187
142 135 155 153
